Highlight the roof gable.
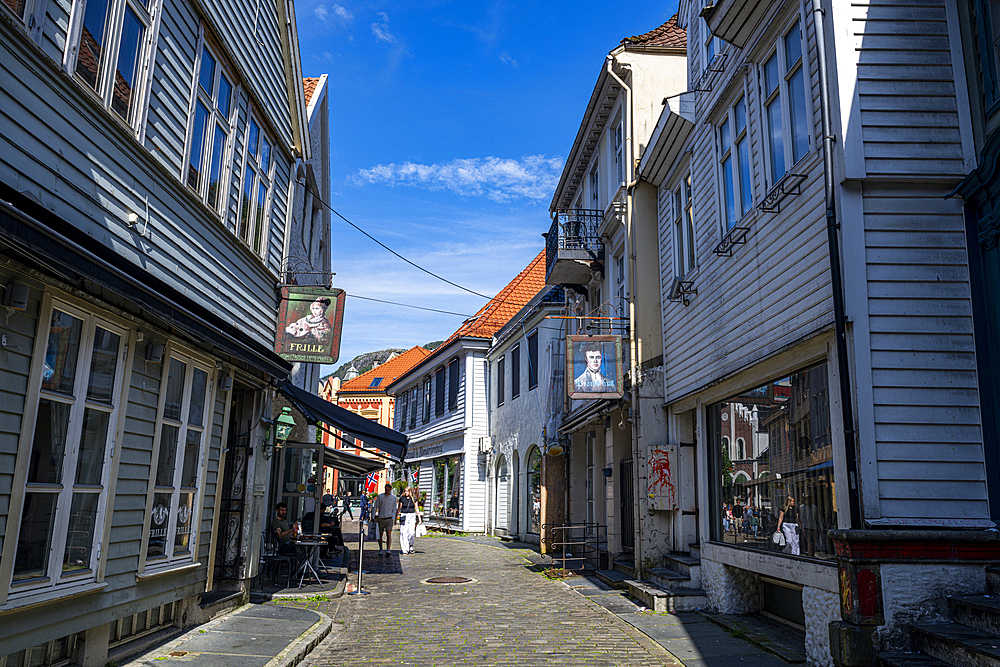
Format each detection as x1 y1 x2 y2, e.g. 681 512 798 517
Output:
622 14 686 49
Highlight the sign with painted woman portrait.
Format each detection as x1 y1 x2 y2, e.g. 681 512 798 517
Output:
275 286 346 363
566 334 623 400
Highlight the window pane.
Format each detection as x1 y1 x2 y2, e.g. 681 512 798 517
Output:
511 345 520 398
449 359 460 407
435 367 445 415
63 492 99 573
448 456 462 519
198 47 215 94
187 102 209 189
163 358 186 421
767 101 785 183
180 429 200 488
734 98 746 135
218 74 232 117
188 368 208 426
174 492 193 553
110 7 145 120
76 0 110 90
764 53 780 95
28 399 71 484
260 137 271 174
75 408 110 485
239 165 254 242
253 180 266 254
528 450 541 534
527 333 538 390
87 326 120 403
722 155 736 229
709 363 834 561
674 217 683 275
719 118 731 153
155 424 179 487
13 492 58 581
684 176 696 270
496 358 504 406
206 123 227 210
789 66 809 163
247 119 259 159
784 21 802 69
147 492 171 558
43 310 84 395
4 0 26 19
738 135 752 216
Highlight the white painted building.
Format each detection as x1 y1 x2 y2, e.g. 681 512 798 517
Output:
486 287 565 544
638 0 995 663
389 252 546 533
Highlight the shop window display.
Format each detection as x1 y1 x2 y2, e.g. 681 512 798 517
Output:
708 363 836 560
527 448 541 534
432 456 462 519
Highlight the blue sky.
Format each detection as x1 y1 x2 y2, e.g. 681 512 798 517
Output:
292 0 680 375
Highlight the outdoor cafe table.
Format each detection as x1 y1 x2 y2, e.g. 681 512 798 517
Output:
292 539 325 588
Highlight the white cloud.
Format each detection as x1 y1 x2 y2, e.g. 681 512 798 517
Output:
371 21 395 43
315 3 352 25
354 155 563 202
377 11 389 22
499 51 517 67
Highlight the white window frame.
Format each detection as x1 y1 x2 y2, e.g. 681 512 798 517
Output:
185 36 237 214
139 346 215 573
760 18 811 189
717 95 753 231
612 118 624 188
1 294 132 605
65 0 159 128
237 112 275 259
421 377 431 422
671 169 696 278
589 159 600 210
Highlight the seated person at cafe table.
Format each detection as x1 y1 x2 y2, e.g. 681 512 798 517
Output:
300 503 341 556
270 502 297 555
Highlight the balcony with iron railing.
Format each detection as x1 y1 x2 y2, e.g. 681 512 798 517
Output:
544 209 605 287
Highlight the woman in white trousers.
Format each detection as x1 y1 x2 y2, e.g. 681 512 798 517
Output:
398 488 420 554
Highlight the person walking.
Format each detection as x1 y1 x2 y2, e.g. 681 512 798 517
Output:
340 492 354 520
777 495 800 555
374 483 398 556
397 487 420 554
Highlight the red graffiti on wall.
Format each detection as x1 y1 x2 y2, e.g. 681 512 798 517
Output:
647 448 675 505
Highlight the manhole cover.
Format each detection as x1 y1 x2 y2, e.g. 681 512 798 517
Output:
425 576 474 584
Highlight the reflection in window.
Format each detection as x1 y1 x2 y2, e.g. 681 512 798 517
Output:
432 456 462 519
709 363 834 560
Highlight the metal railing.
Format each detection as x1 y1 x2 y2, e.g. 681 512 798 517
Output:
545 522 608 571
545 209 605 272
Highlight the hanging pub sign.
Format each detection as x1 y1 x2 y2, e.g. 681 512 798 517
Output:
566 334 623 400
275 286 346 363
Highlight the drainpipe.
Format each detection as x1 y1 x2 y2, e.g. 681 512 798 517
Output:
606 56 645 571
812 0 862 530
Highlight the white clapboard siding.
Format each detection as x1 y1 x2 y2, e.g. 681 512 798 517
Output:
862 184 988 518
0 29 285 349
852 0 965 178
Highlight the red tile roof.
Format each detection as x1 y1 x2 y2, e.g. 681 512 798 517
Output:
339 346 431 393
622 14 686 49
391 250 547 385
303 77 320 106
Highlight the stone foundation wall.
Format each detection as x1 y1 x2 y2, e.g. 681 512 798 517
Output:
803 585 838 667
702 559 760 613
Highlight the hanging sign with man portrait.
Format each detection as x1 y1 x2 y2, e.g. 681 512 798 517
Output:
566 335 623 400
275 286 346 363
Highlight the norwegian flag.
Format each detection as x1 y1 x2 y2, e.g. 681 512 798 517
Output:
364 471 380 494
410 469 419 487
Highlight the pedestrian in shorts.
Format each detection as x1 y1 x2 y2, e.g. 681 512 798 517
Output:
374 483 397 556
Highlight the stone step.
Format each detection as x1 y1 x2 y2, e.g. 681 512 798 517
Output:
948 595 1000 636
875 651 954 667
595 569 629 589
647 567 699 591
912 621 1000 667
689 543 700 559
987 565 1000 596
622 578 708 613
613 559 636 579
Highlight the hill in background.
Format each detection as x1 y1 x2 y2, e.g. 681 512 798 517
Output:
320 341 445 383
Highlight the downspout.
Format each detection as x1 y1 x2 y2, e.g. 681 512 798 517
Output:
812 0 862 529
606 56 645 569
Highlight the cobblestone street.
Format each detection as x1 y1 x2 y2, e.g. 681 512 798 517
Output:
276 524 683 667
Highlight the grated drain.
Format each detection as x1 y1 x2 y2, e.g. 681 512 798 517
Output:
425 576 474 584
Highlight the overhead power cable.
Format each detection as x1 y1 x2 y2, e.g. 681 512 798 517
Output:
347 293 473 317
